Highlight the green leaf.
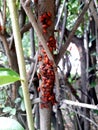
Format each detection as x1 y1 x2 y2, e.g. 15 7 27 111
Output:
93 110 98 115
90 36 96 43
0 117 24 130
67 112 76 117
91 52 98 57
0 68 20 87
90 81 96 88
3 106 16 115
87 66 95 73
15 97 22 104
19 86 23 97
20 100 25 111
3 106 12 113
3 107 16 115
10 108 16 115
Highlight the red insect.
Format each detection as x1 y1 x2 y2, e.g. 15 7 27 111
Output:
39 16 44 22
41 48 46 54
43 29 47 34
37 87 40 92
47 12 52 17
42 24 47 29
38 55 42 61
42 13 48 19
47 20 52 26
43 56 49 64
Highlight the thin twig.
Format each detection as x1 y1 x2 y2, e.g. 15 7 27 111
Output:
3 0 6 33
0 34 12 67
58 66 82 102
59 1 67 48
29 51 38 88
56 0 91 64
62 99 98 110
55 0 66 30
9 22 32 49
63 105 98 127
56 0 61 13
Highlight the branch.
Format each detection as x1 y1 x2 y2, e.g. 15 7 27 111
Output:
3 0 6 33
65 79 82 102
62 99 98 110
58 66 82 102
29 51 38 88
59 1 67 48
56 0 91 64
21 22 31 34
9 22 32 49
0 34 12 67
56 0 61 13
55 0 66 30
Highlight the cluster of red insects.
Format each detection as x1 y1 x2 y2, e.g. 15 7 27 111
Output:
39 12 52 34
37 12 57 108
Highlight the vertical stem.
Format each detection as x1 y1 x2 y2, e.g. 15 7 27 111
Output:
8 1 34 130
30 28 35 57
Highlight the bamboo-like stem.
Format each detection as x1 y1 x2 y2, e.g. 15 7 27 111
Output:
8 1 34 130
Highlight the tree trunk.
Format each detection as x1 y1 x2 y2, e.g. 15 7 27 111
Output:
79 41 90 130
37 0 55 130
